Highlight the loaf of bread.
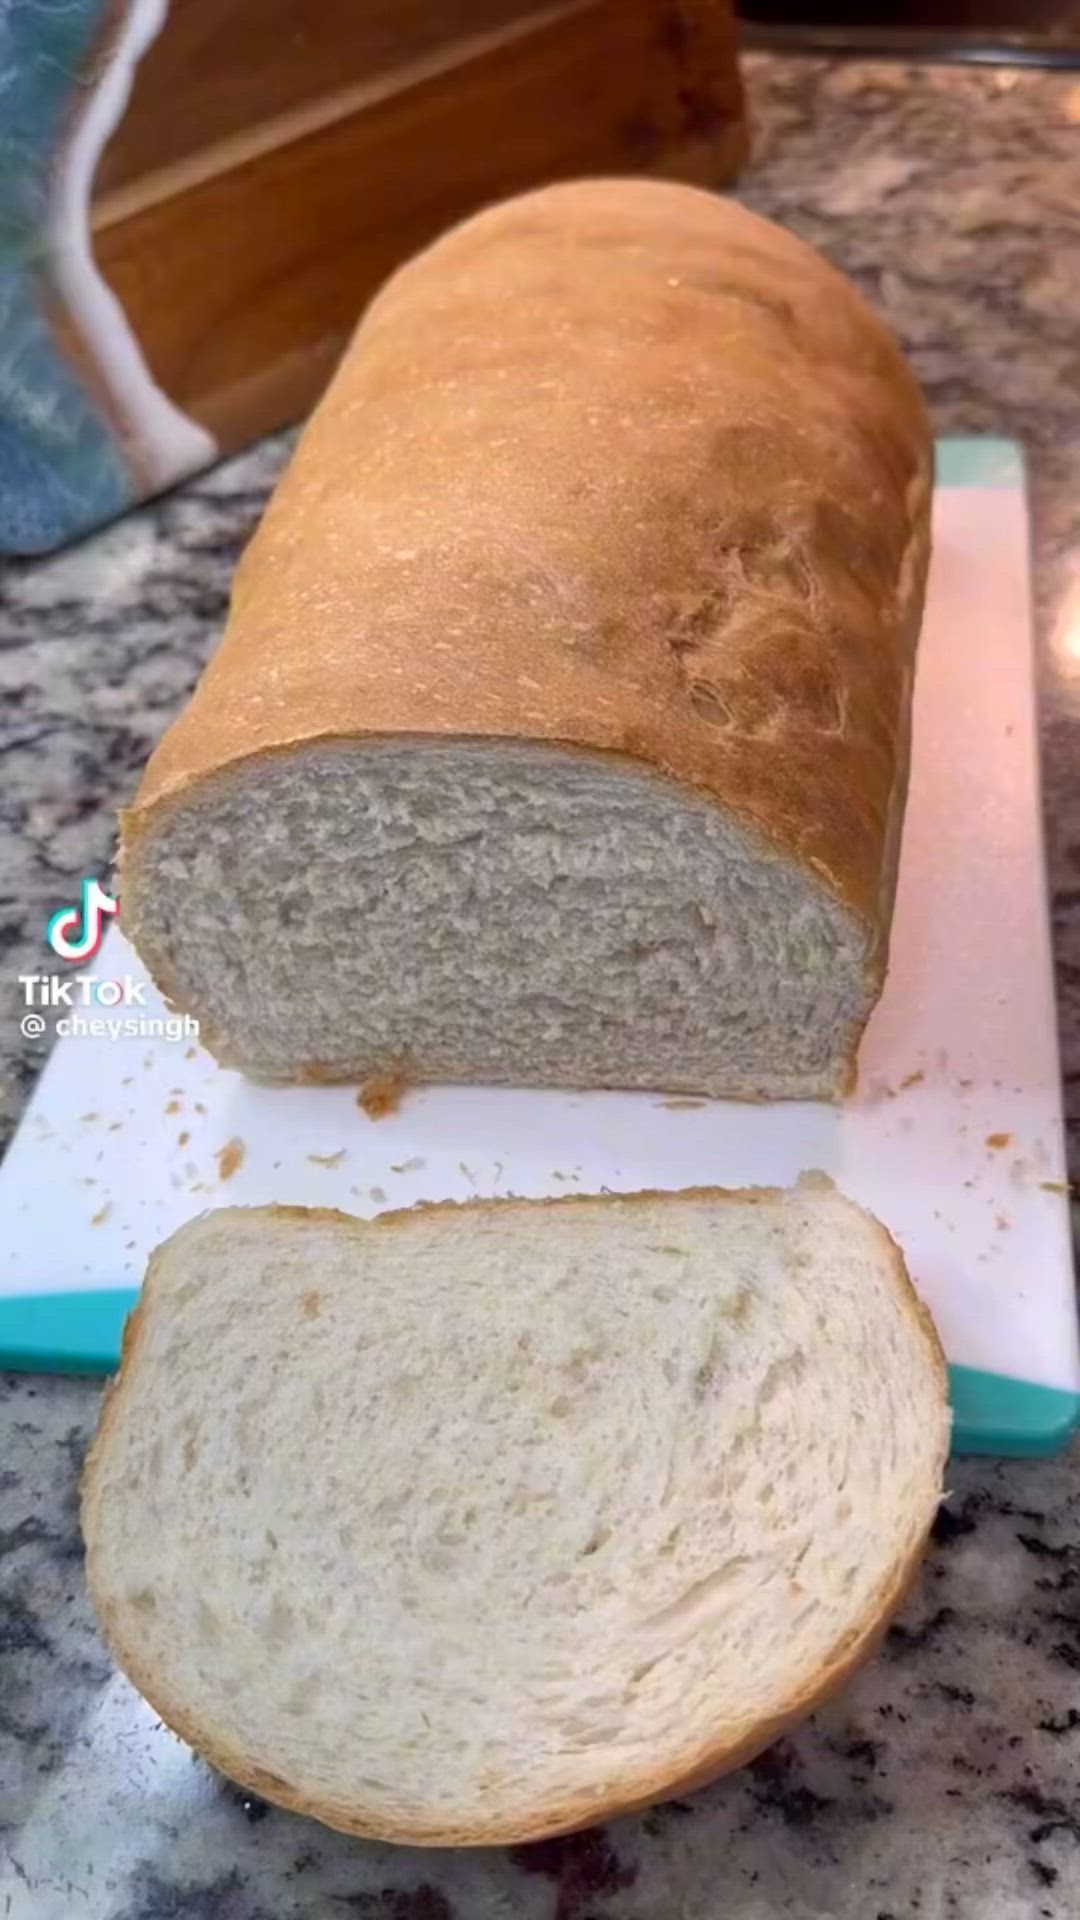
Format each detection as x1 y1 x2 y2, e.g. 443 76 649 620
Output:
121 179 933 1096
82 1183 948 1845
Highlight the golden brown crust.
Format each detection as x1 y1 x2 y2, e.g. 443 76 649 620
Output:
81 1184 948 1847
123 178 932 1000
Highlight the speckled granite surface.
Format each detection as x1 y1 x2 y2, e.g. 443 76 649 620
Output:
2 53 1080 1920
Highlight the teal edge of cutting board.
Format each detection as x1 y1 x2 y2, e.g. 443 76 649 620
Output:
935 434 1025 488
0 1294 1075 1455
948 1366 1078 1459
0 1290 139 1377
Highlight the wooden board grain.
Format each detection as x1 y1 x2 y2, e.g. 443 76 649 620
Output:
92 0 746 448
96 0 547 193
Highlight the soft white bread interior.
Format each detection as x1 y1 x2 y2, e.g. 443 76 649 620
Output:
82 1184 948 1845
126 741 873 1095
121 177 933 1097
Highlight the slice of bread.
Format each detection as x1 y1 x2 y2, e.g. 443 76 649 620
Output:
82 1184 948 1846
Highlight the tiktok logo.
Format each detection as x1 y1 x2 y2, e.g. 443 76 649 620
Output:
46 878 119 963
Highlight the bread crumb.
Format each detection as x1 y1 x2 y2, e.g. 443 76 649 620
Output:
121 1077 134 1087
986 1132 1011 1150
308 1149 346 1169
995 1213 1010 1232
369 1185 388 1204
217 1137 245 1182
390 1156 425 1174
78 1176 96 1187
957 1077 974 1090
1039 1180 1069 1195
178 1131 190 1147
90 1202 111 1227
659 1098 707 1110
195 1102 207 1115
80 1112 100 1124
185 1046 198 1060
459 1162 477 1186
165 1098 182 1115
300 1291 321 1319
108 1121 123 1132
357 1067 407 1120
899 1070 924 1090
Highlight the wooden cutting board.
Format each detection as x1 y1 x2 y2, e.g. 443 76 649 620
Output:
0 0 745 554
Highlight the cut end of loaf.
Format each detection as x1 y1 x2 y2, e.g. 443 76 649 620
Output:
82 1184 949 1845
122 739 873 1096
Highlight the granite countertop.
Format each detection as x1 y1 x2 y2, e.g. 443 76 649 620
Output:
3 52 1080 1920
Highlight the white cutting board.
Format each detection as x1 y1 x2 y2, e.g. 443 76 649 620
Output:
1 438 1076 1454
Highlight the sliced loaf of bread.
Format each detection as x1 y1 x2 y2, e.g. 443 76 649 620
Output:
120 179 933 1097
82 1184 948 1844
